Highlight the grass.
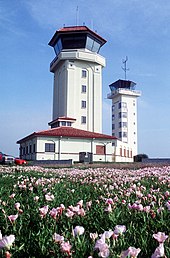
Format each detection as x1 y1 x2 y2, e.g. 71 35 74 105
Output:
0 165 169 257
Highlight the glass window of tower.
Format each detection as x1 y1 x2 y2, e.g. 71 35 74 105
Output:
81 100 86 108
81 116 86 124
82 70 87 78
82 85 86 93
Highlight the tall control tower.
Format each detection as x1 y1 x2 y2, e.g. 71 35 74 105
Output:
48 26 106 133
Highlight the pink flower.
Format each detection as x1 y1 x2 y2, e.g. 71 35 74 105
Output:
5 251 11 258
136 204 143 211
98 244 110 258
8 214 18 224
90 232 98 241
104 204 112 212
49 208 58 219
151 243 165 258
0 235 15 250
14 202 20 211
106 198 114 205
65 209 74 218
60 241 72 256
9 193 15 199
113 225 126 235
153 232 168 243
165 201 170 210
53 233 64 243
94 234 106 250
39 205 48 218
86 201 92 210
45 193 54 201
164 191 170 198
73 226 85 237
34 196 39 202
77 200 83 207
94 234 110 258
122 199 126 204
121 246 141 258
77 208 86 216
102 230 114 239
143 206 151 213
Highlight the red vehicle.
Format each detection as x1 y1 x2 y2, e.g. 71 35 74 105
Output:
15 158 27 165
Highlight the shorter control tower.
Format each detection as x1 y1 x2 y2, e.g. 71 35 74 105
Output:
107 79 141 156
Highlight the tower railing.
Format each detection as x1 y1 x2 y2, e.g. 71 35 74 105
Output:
107 88 141 98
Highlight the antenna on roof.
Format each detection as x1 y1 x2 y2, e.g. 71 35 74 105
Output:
76 6 79 26
122 56 129 80
91 20 94 30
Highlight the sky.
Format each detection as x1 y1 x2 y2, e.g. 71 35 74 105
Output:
1 0 170 158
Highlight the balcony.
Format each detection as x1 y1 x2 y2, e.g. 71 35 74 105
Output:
107 88 141 99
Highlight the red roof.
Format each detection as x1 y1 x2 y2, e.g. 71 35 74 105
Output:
49 26 106 47
58 26 89 32
17 127 116 144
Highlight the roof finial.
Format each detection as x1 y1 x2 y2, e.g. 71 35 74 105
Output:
122 56 129 80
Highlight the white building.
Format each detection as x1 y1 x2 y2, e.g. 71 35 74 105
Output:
48 26 106 133
107 79 141 156
17 126 116 163
17 26 140 163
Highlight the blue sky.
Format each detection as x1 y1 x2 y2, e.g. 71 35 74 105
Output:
1 0 170 158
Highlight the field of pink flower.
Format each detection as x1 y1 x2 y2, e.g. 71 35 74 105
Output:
0 165 169 258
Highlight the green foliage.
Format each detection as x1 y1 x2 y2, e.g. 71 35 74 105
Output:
0 167 169 257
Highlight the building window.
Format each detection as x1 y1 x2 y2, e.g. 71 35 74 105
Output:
45 143 55 152
112 124 115 130
96 145 105 155
81 116 86 124
112 114 115 120
33 144 36 153
26 146 28 154
67 122 72 126
82 70 87 78
29 145 32 154
112 104 115 111
61 121 66 126
119 112 127 118
119 102 127 109
123 132 127 138
81 100 86 108
119 122 127 128
82 85 86 93
119 132 122 138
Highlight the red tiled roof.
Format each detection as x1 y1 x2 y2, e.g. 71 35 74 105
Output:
49 26 106 47
17 127 116 144
58 26 88 32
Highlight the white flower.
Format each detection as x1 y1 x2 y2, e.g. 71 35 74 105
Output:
0 235 15 250
73 226 85 237
53 233 64 243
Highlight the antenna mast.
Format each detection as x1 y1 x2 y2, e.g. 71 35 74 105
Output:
122 56 129 80
76 6 79 26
